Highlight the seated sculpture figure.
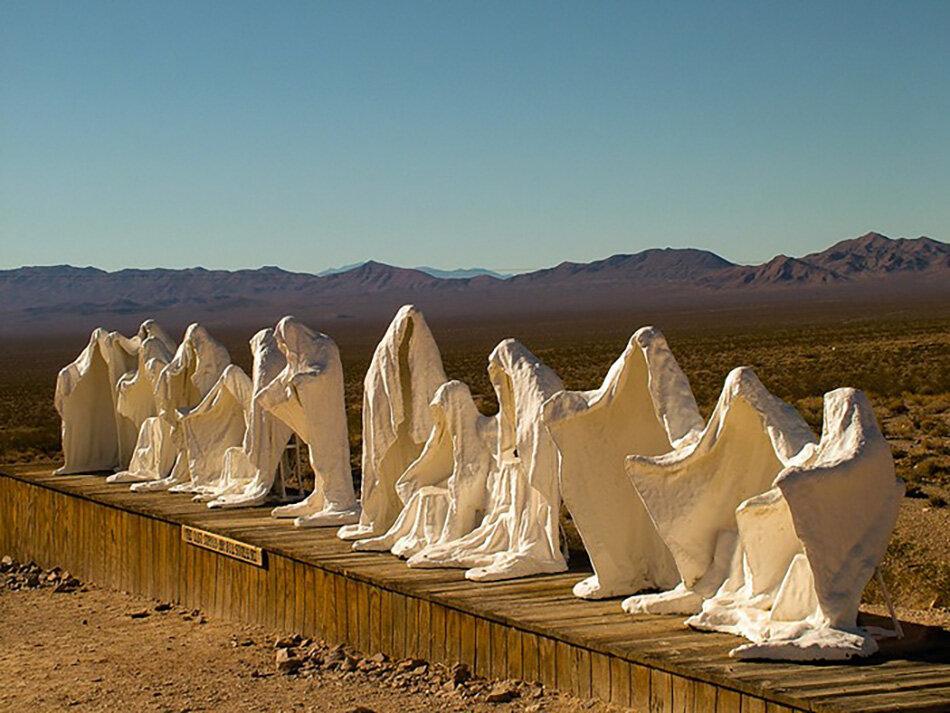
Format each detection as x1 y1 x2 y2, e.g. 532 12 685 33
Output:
686 388 902 661
247 317 360 527
201 328 294 507
107 329 177 484
130 323 231 493
171 329 286 497
55 320 174 475
408 339 567 581
623 367 818 615
542 327 704 600
352 380 498 558
338 305 447 541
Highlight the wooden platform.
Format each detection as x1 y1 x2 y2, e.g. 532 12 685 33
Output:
2 466 948 712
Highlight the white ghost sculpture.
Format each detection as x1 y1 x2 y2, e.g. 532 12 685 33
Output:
130 323 231 493
256 317 360 527
203 329 294 508
338 305 447 542
352 380 497 559
107 329 178 484
623 367 818 615
170 329 289 497
686 388 902 661
409 339 567 581
54 320 173 475
542 327 704 600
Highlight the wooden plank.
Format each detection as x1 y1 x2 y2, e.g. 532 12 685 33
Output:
555 640 573 696
609 656 631 708
475 615 492 677
632 664 651 713
459 612 477 669
591 652 611 704
693 680 719 713
491 621 508 680
368 584 382 655
651 668 673 713
445 606 461 665
575 646 592 701
742 695 768 713
716 688 742 713
506 627 523 680
522 631 540 684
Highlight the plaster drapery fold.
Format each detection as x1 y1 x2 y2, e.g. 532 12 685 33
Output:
543 327 704 600
338 305 447 542
352 380 497 559
55 320 174 475
129 323 231 493
408 340 567 581
256 317 359 527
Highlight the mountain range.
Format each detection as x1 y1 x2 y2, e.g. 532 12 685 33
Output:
1 232 946 337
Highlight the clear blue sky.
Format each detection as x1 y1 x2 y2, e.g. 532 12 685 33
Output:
2 2 948 272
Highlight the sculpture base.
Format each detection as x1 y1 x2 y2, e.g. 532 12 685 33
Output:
2 464 947 713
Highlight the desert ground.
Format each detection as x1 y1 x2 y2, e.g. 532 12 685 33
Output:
1 307 948 617
0 559 614 712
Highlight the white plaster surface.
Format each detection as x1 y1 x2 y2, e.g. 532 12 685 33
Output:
338 306 447 541
129 323 231 493
55 320 174 475
543 327 703 599
408 339 568 581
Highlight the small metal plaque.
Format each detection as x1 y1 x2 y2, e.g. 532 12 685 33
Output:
181 525 264 567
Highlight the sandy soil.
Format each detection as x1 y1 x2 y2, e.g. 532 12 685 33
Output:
0 570 618 713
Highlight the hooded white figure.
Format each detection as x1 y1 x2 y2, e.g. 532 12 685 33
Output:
409 340 567 581
352 380 498 558
170 329 288 497
130 323 231 493
106 329 178 484
685 388 902 661
254 317 360 527
54 320 173 475
623 367 819 616
203 329 294 508
542 327 704 600
338 305 447 542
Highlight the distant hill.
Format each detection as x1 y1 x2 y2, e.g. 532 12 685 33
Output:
319 261 510 280
1 232 946 337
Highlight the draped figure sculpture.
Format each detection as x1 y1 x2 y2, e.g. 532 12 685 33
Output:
352 379 498 559
623 366 818 616
107 328 177 484
171 329 287 497
542 327 704 600
338 305 447 542
130 323 231 493
409 339 567 581
685 388 902 661
55 320 174 475
248 317 360 527
203 329 294 508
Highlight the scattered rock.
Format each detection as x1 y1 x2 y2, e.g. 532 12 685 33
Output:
485 681 520 703
345 707 376 713
274 634 301 649
275 648 302 675
0 555 13 571
128 609 151 619
154 602 173 612
451 662 472 686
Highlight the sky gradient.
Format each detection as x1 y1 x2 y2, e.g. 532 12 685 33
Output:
2 1 948 272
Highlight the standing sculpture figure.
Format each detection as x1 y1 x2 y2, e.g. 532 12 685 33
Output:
130 323 231 493
410 339 567 581
55 320 174 475
203 328 293 508
258 317 360 527
338 305 447 541
542 327 704 600
353 379 498 558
